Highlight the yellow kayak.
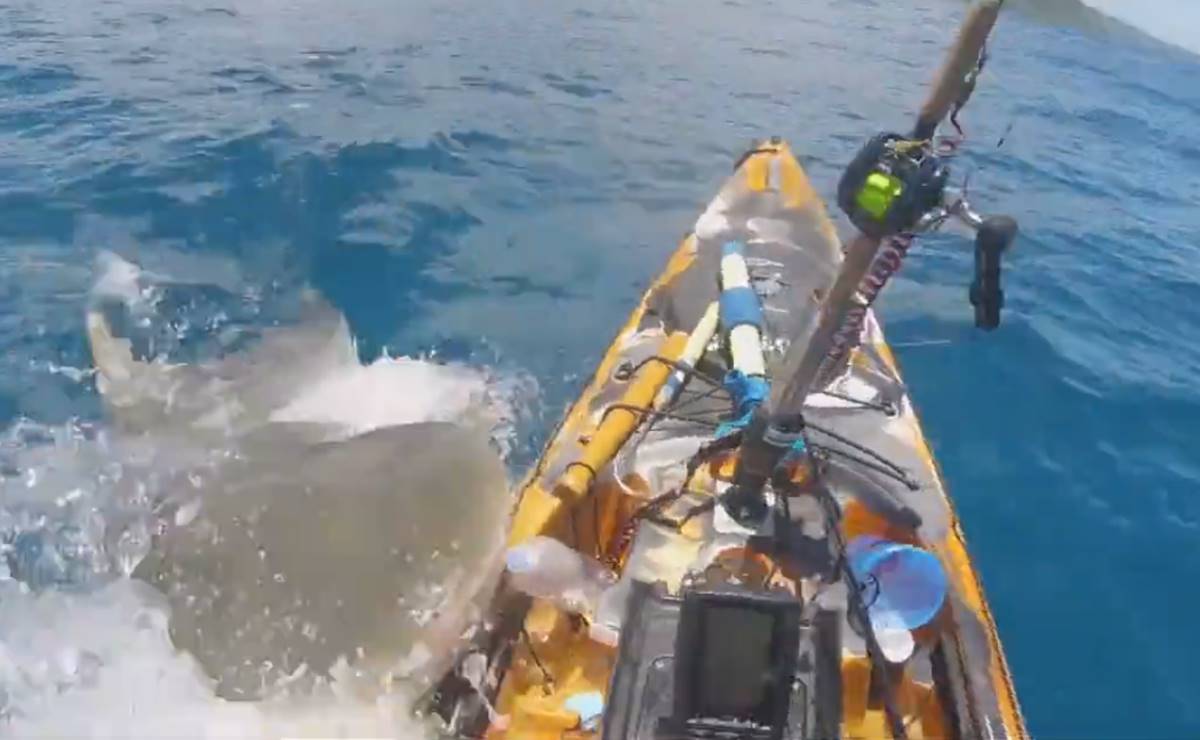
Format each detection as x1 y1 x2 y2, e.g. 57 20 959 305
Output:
429 140 1025 740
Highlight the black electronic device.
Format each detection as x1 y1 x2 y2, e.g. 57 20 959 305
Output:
602 582 841 740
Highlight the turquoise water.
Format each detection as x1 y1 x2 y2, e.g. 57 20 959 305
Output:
2 0 1198 736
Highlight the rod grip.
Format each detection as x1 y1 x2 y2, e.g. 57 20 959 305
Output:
970 215 1017 330
913 1 1002 140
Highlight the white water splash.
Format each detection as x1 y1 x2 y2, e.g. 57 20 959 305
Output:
0 253 537 738
0 578 445 739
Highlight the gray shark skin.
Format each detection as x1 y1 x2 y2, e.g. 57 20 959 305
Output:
86 294 511 702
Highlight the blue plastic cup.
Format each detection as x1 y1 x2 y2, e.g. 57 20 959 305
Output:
846 535 948 631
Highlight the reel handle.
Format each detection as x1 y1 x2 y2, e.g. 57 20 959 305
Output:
969 215 1017 330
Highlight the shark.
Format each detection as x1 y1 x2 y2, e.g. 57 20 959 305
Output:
81 266 513 706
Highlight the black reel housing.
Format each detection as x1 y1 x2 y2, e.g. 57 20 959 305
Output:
837 133 949 239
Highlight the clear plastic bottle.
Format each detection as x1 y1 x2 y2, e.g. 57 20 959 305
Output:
588 575 632 646
505 536 616 617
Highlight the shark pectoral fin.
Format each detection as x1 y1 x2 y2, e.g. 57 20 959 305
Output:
85 310 137 386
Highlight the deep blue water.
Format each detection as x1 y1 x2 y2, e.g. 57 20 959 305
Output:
1 0 1198 736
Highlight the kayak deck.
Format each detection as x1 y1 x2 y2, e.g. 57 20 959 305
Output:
463 140 1023 739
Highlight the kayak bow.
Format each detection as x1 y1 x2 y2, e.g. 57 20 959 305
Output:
429 4 1024 739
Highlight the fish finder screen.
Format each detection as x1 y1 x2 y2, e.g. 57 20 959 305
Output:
697 604 776 721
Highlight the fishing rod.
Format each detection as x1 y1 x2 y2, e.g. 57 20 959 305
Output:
722 3 1018 736
725 0 1015 521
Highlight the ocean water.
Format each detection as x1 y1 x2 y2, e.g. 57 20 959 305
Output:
1 0 1198 737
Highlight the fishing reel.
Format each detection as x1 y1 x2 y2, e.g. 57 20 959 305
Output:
837 133 950 240
838 132 1018 330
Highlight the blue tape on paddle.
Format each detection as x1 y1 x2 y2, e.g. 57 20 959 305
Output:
719 286 763 330
715 370 770 437
724 370 769 417
723 240 745 258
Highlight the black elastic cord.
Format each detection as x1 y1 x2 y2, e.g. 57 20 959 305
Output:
622 355 726 389
598 402 720 430
519 626 555 696
676 496 718 528
732 146 777 171
592 487 601 560
810 388 896 416
805 422 914 483
810 444 920 492
668 383 731 415
636 432 744 530
562 460 598 482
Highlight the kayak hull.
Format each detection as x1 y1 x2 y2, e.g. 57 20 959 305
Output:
487 140 1024 739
